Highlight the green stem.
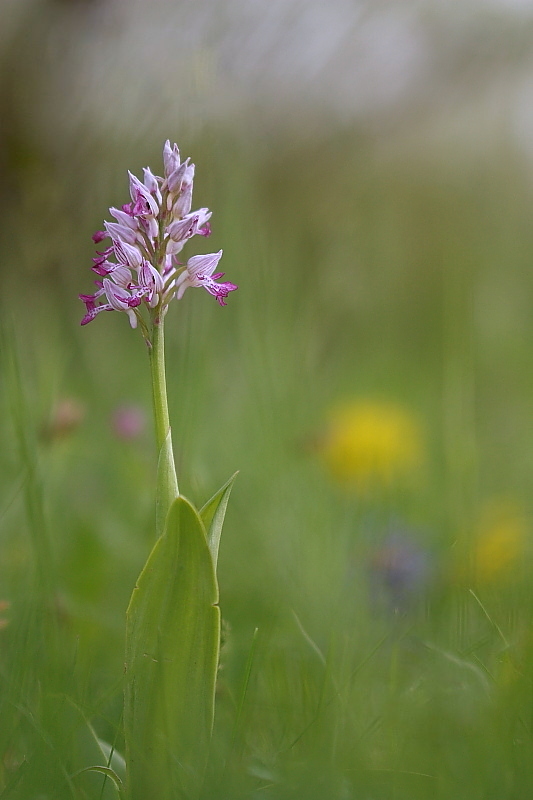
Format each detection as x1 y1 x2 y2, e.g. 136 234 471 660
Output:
149 317 171 451
149 316 179 531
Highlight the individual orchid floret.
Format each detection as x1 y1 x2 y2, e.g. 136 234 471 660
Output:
105 221 138 247
172 174 194 218
137 261 165 308
114 239 144 271
166 208 212 255
163 140 180 178
167 215 201 247
142 167 162 202
128 172 159 218
175 251 238 307
109 207 140 231
80 140 237 331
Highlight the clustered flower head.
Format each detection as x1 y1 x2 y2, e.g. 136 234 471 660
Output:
80 141 237 329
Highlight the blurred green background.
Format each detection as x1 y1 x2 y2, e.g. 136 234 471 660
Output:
2 0 533 797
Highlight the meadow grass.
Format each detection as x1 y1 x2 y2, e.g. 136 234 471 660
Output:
1 131 533 798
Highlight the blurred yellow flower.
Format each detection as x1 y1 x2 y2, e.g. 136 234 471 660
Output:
319 400 424 491
472 498 529 584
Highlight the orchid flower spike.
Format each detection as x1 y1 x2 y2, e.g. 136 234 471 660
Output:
80 141 237 329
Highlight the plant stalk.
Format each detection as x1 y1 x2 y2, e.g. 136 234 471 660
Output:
149 316 179 518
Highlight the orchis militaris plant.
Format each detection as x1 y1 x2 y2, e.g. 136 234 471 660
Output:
80 142 237 800
80 140 237 528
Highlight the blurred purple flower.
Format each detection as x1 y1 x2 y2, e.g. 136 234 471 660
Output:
369 530 432 613
111 404 146 440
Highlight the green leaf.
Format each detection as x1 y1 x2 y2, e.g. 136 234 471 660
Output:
200 472 238 568
71 765 124 797
124 496 220 800
155 428 179 540
97 739 127 784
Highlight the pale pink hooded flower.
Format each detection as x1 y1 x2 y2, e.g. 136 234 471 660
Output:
175 251 238 307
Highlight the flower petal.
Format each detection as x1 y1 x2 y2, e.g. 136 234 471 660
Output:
186 250 223 281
